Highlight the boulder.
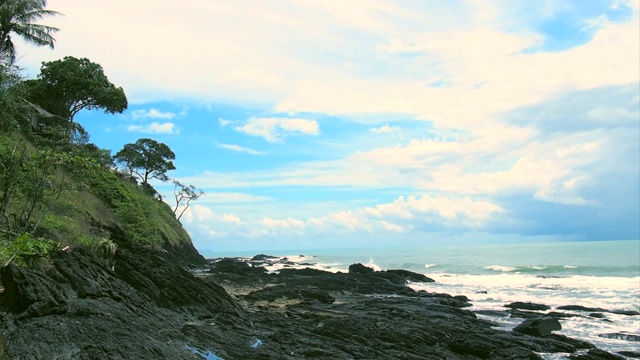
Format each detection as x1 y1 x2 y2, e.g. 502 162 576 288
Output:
513 317 561 336
212 258 266 275
557 305 607 312
617 351 640 358
348 263 374 274
589 313 606 318
385 269 434 282
505 301 550 311
251 254 277 261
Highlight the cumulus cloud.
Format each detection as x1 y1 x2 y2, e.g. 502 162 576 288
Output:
126 122 179 134
130 108 177 120
235 117 319 142
183 194 504 243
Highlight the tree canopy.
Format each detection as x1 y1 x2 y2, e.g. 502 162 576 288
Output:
24 56 127 122
113 138 176 186
0 0 61 64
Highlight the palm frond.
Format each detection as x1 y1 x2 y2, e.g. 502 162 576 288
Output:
0 0 60 63
15 23 58 47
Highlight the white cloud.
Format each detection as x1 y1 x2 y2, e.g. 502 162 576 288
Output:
130 108 176 120
189 205 214 222
180 108 616 208
370 124 401 135
261 217 305 235
216 143 265 155
126 122 178 134
222 214 241 223
235 117 319 142
218 118 232 127
181 194 503 241
18 1 638 128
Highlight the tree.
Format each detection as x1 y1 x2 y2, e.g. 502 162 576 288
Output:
113 138 176 186
172 180 203 221
0 61 27 132
24 56 128 123
0 0 61 64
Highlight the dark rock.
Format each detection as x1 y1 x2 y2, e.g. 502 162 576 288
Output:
474 309 509 317
212 258 267 275
385 269 435 282
277 267 329 277
414 291 472 308
348 263 374 274
549 334 596 350
546 311 582 319
113 249 244 319
558 305 609 312
557 305 639 316
1 263 68 317
448 335 499 358
589 313 606 318
598 333 640 342
251 254 277 261
570 348 627 359
611 309 640 316
244 285 335 304
510 309 545 319
0 247 620 359
505 302 550 311
513 317 562 336
618 350 640 358
0 247 248 359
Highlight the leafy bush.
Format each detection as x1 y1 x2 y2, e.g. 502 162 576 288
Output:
1 233 59 266
0 63 29 134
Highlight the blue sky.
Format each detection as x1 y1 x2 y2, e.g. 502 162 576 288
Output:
16 0 639 253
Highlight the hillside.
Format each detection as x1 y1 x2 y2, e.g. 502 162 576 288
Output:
1 60 203 269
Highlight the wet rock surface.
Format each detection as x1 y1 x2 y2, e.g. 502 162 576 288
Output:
513 317 562 336
505 301 551 311
0 249 631 359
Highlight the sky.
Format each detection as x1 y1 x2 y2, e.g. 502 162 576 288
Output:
15 0 640 253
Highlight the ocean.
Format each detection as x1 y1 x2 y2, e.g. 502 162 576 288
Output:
207 240 640 358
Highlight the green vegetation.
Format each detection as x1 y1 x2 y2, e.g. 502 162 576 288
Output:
113 138 176 186
0 0 204 267
24 56 128 122
0 122 193 265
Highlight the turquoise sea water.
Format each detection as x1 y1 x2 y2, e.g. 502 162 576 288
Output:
207 240 640 357
300 240 640 277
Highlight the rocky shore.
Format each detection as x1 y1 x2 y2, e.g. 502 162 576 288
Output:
0 237 635 359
